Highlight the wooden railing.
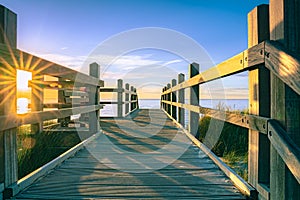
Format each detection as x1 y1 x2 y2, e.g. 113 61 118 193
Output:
0 43 104 198
161 3 300 200
100 79 139 117
0 6 105 198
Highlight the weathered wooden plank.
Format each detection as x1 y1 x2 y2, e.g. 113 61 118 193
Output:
28 80 77 89
100 101 119 105
13 109 245 199
6 133 100 197
100 88 122 92
64 97 89 104
268 120 300 184
0 5 17 48
189 63 199 138
162 109 256 198
162 100 268 134
0 105 102 131
265 40 300 95
125 83 130 115
247 5 270 198
88 63 100 133
63 90 88 97
117 79 123 117
269 0 300 199
178 73 185 127
162 43 265 95
171 79 177 120
0 9 18 190
0 45 104 87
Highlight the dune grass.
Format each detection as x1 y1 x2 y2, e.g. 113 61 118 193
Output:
17 125 82 179
197 106 249 181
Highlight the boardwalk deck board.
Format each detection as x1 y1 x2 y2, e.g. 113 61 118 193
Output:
14 109 245 199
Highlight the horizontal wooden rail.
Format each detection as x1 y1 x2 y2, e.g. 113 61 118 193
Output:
162 40 300 96
162 42 265 95
163 99 300 184
0 44 104 87
268 120 300 184
161 100 268 134
100 88 137 95
265 40 300 95
0 105 102 132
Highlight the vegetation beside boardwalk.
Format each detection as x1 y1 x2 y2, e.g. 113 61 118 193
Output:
198 115 248 181
17 125 82 179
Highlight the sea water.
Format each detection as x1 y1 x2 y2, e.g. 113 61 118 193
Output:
100 99 248 117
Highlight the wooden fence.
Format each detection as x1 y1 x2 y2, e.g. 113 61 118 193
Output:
161 2 300 200
100 79 139 118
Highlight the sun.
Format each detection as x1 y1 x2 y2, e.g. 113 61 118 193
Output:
16 70 32 114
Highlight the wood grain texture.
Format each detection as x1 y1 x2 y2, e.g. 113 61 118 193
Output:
0 44 104 87
268 120 300 184
162 100 268 134
162 43 265 95
14 109 245 199
0 105 102 131
247 6 270 199
265 40 300 95
269 0 300 199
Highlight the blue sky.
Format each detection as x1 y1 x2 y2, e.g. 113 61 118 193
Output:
0 0 269 99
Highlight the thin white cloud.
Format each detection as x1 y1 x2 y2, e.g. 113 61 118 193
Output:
34 53 87 72
162 59 183 66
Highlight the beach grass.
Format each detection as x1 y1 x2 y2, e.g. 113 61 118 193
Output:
197 106 249 180
17 125 82 179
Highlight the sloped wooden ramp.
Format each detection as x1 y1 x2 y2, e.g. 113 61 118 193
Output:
14 109 245 199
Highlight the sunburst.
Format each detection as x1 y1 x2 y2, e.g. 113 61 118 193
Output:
0 34 54 116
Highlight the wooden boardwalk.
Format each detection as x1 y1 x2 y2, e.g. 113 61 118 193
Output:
14 109 245 199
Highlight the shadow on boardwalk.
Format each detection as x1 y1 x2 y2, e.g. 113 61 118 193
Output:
14 109 245 199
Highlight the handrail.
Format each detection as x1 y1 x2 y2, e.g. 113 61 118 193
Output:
162 40 300 96
0 44 104 87
100 79 139 117
162 100 300 184
160 39 300 188
264 40 300 95
161 100 268 134
162 42 265 95
268 120 300 183
0 105 102 132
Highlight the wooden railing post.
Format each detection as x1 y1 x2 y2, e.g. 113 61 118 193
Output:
133 87 138 110
58 77 70 127
171 79 177 120
247 4 270 198
167 83 171 116
31 72 44 133
178 73 185 127
189 63 199 138
0 5 18 193
163 86 167 111
269 0 300 199
125 83 130 115
161 88 164 109
117 79 123 118
88 63 100 133
130 86 134 112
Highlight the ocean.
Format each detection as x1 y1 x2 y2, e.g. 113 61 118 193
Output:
100 99 249 117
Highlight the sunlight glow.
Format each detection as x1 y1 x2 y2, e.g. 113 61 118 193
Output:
17 70 32 91
17 98 29 114
17 70 32 114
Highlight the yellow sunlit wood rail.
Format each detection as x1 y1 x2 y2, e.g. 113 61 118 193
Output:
1 0 300 199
